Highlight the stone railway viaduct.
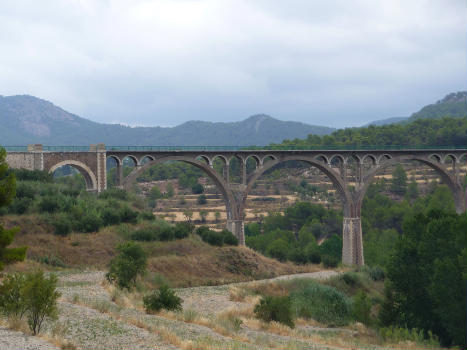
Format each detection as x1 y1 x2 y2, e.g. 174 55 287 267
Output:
5 144 467 266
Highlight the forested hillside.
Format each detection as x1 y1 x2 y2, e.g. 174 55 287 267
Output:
273 117 466 149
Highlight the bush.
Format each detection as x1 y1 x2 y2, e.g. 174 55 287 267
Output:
254 296 294 328
118 206 138 224
79 212 102 232
290 280 351 326
221 229 238 246
289 248 308 264
15 183 35 199
0 273 27 318
0 271 60 335
368 266 385 281
38 195 60 213
101 207 122 227
266 239 289 262
106 242 147 290
191 183 204 194
322 255 339 268
22 271 60 335
174 222 193 239
204 231 224 246
99 188 128 200
139 211 155 221
131 228 158 241
341 272 358 286
159 227 175 241
143 284 182 313
53 214 72 236
352 291 371 325
8 197 33 214
197 194 207 205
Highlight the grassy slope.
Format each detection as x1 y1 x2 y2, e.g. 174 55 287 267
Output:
4 214 319 287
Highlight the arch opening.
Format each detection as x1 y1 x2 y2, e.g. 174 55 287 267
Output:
49 160 97 192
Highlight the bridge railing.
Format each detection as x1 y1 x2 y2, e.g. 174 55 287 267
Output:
2 145 466 152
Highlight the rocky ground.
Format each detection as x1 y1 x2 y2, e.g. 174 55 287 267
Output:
0 269 402 350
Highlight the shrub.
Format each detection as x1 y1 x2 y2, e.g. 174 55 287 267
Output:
197 194 207 205
118 206 138 224
288 248 308 264
352 291 371 325
107 242 147 290
22 271 60 335
15 183 35 199
204 231 224 246
143 284 182 313
322 255 338 268
38 195 60 213
8 197 33 214
139 211 155 221
191 183 204 194
159 227 175 241
99 188 128 200
341 272 358 286
174 222 193 239
0 273 27 318
254 296 294 328
221 229 238 246
79 212 102 232
290 280 351 326
53 214 72 236
131 228 158 241
368 266 385 281
266 239 289 262
101 207 121 226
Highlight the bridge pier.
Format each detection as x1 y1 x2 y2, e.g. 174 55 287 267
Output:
226 219 245 245
342 217 364 266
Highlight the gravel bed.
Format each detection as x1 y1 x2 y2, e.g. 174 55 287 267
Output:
0 327 59 350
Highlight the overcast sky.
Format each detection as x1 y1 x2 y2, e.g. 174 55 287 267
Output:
0 0 465 128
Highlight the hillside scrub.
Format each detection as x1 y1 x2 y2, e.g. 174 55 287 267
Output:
0 172 153 235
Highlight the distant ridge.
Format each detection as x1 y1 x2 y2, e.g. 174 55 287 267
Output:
365 91 466 126
0 95 334 146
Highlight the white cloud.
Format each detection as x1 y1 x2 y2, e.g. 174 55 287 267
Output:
0 0 465 127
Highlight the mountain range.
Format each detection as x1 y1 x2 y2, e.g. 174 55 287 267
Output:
366 91 466 126
0 91 465 146
0 95 334 146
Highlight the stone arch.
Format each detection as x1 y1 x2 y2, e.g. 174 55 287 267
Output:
362 154 377 165
122 155 139 167
246 155 261 166
107 155 122 166
261 155 277 165
443 154 458 164
49 160 97 191
378 154 392 164
330 154 345 165
122 155 239 228
314 154 329 164
245 155 353 216
358 155 465 214
140 155 155 165
195 155 212 166
212 155 228 165
428 154 442 163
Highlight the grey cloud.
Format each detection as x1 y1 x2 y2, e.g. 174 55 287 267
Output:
0 0 465 128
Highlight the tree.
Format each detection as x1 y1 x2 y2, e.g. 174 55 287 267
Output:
390 165 407 195
149 185 162 200
199 210 208 223
183 210 193 222
165 183 174 198
214 211 221 223
0 148 26 270
23 271 60 335
197 194 207 205
405 177 419 202
106 242 147 290
381 210 466 347
191 183 204 194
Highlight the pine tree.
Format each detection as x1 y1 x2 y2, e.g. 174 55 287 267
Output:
0 148 27 270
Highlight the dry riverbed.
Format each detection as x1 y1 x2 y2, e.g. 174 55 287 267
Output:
0 269 415 350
